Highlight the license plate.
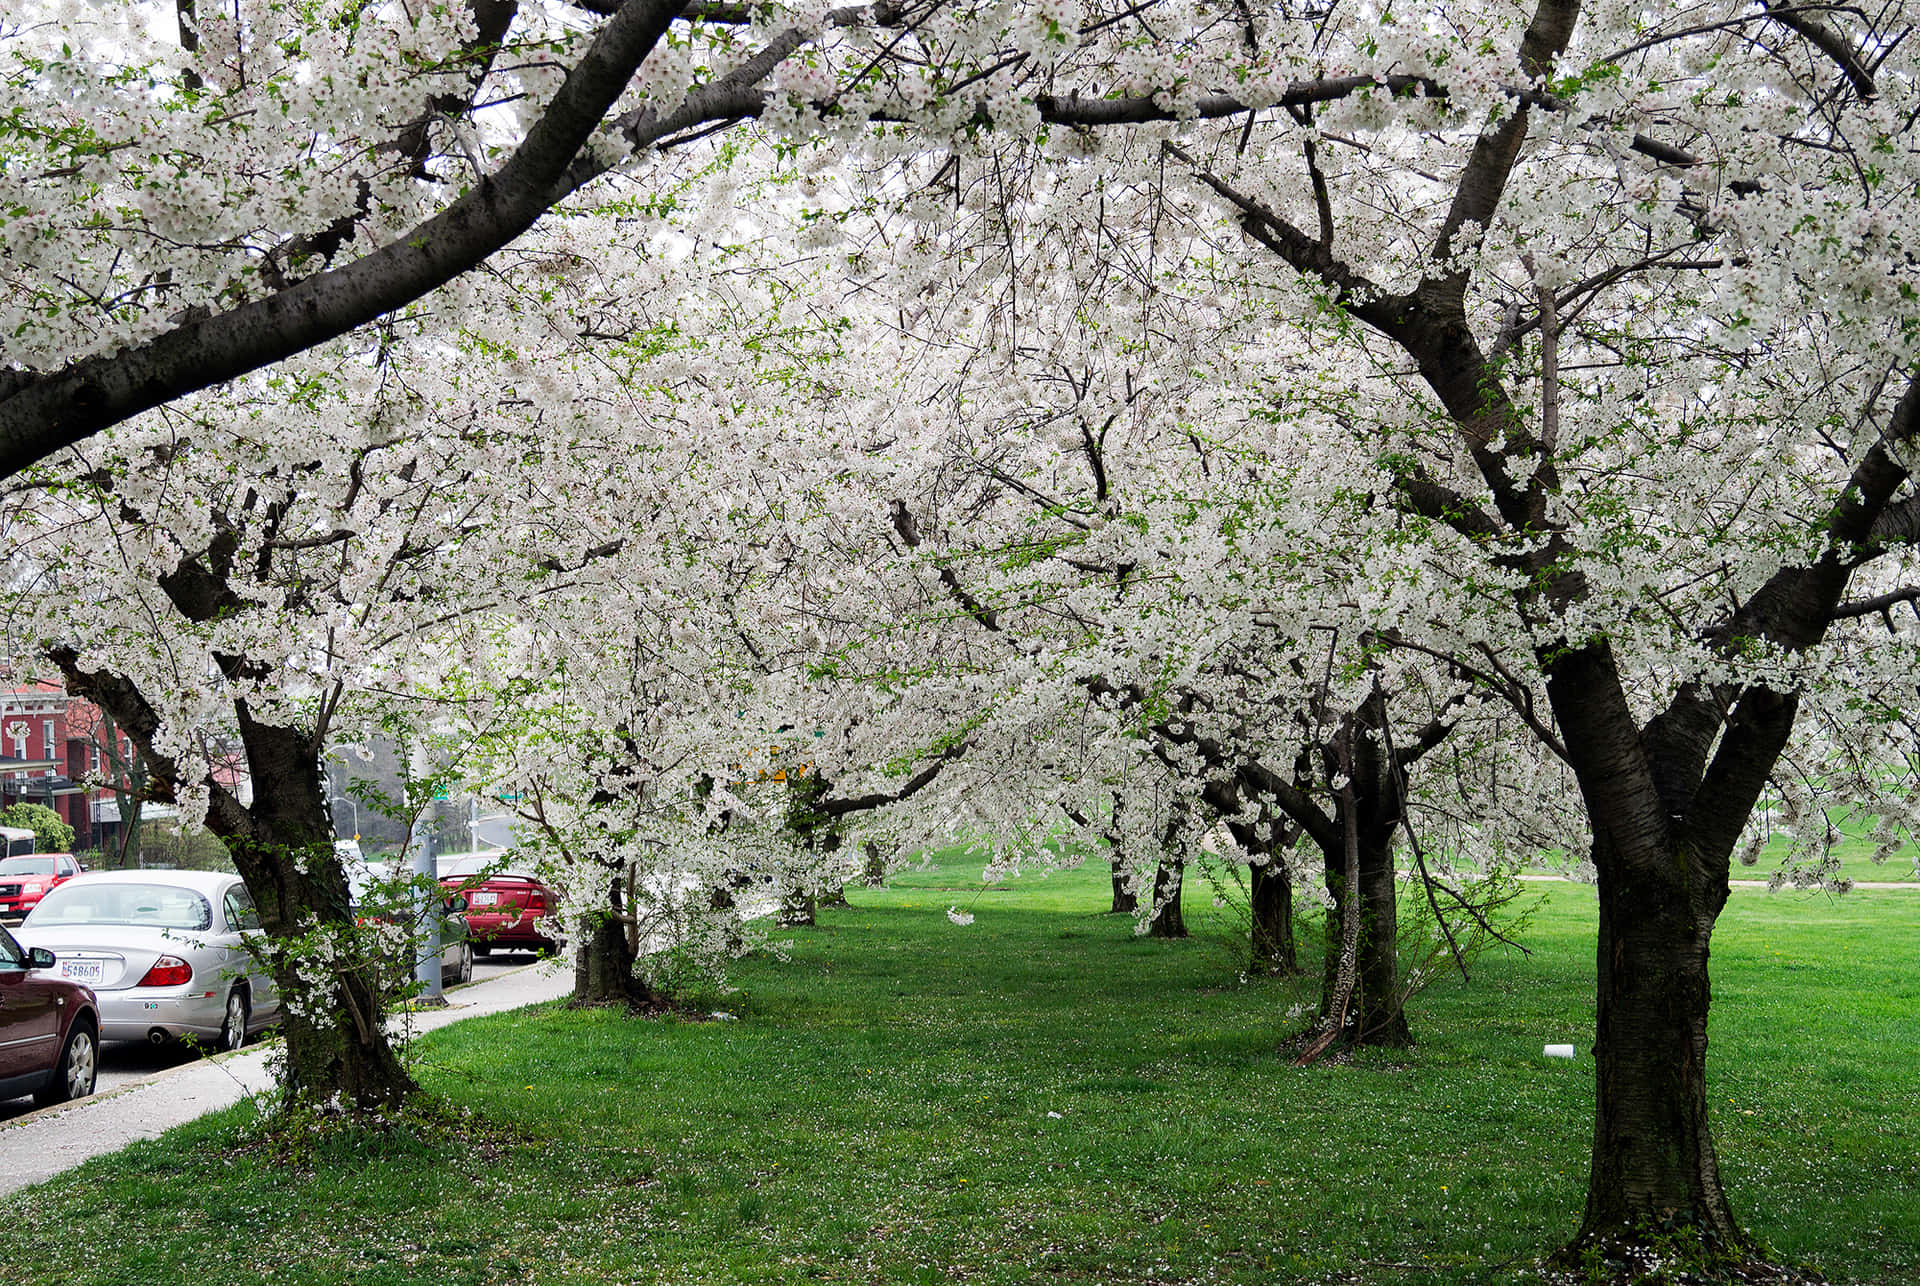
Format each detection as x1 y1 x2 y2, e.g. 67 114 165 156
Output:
59 959 106 984
471 892 498 906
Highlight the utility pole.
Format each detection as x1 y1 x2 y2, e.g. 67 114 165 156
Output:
405 804 444 1004
404 745 445 1006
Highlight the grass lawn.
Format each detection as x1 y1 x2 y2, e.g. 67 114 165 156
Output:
3 857 1915 1285
1741 814 1920 886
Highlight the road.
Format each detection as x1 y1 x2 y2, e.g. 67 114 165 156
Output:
0 951 546 1126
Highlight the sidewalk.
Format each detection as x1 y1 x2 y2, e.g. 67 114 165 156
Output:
0 960 573 1197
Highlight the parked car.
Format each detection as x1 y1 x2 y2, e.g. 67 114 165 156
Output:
14 870 278 1052
344 858 474 989
0 852 84 925
0 922 99 1106
437 854 560 956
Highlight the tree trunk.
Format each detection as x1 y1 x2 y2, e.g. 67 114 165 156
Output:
1248 858 1295 974
1355 833 1411 1046
1311 708 1412 1050
1540 644 1794 1270
221 719 416 1110
1147 858 1186 938
1103 792 1137 914
1315 833 1410 1047
1556 826 1751 1266
1109 855 1138 914
572 878 656 1007
1231 814 1298 975
862 839 889 887
53 654 419 1112
780 887 817 926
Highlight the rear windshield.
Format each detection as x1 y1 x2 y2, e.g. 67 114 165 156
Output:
344 861 412 902
29 882 214 931
0 857 55 875
437 855 519 880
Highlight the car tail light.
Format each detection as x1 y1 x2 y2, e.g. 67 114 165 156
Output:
137 955 193 987
525 888 548 912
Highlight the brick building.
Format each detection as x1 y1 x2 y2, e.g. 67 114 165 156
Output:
0 681 138 853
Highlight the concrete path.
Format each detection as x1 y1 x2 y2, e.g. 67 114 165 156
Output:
0 959 573 1197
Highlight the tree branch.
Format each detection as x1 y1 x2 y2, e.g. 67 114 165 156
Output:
0 0 688 478
1761 2 1876 100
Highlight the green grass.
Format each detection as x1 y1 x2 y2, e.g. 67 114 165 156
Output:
3 858 1915 1285
1740 809 1920 885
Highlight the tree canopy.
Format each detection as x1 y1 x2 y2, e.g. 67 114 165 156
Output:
4 0 1918 1277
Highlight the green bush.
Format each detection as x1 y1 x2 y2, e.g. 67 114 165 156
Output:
0 801 74 854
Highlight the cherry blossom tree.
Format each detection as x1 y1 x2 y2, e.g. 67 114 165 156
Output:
908 0 1919 1273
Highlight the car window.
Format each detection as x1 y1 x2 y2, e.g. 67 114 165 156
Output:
56 856 77 877
0 924 22 968
224 886 262 931
0 856 55 876
30 882 214 930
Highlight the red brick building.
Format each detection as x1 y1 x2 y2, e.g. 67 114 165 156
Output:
0 681 138 853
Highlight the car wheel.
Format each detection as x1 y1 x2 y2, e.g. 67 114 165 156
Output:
218 987 250 1052
452 941 474 986
35 1021 98 1107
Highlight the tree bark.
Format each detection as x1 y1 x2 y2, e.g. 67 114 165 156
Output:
1563 831 1750 1260
1109 855 1139 914
216 717 419 1108
1232 803 1299 975
1103 793 1138 913
1311 709 1412 1049
572 878 656 1007
1146 857 1187 938
1545 647 1761 1264
1247 856 1296 974
779 888 818 926
1315 832 1410 1047
55 654 417 1110
862 839 889 887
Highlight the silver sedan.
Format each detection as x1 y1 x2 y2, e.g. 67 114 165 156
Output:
15 869 279 1052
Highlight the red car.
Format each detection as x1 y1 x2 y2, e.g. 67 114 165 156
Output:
0 922 99 1107
0 853 82 925
437 855 560 956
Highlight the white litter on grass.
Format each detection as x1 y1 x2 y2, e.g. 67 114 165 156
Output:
1047 1111 1063 1119
710 1011 738 1022
1544 1043 1575 1058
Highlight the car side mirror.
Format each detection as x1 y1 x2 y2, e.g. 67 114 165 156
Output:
25 947 55 969
444 894 469 914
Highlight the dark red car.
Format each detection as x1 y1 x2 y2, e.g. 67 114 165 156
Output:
437 855 560 956
0 853 82 925
0 922 99 1107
